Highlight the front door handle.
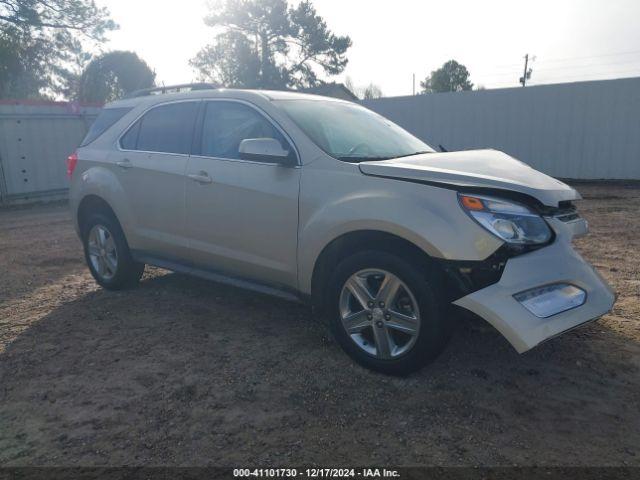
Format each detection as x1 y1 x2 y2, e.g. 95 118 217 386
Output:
116 159 133 169
188 171 213 184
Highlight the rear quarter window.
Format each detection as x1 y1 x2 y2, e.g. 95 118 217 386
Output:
80 107 132 146
120 120 140 150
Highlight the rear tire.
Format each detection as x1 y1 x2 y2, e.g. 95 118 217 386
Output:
81 212 144 290
327 250 450 375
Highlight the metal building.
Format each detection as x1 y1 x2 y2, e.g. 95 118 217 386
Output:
363 77 640 180
0 101 100 205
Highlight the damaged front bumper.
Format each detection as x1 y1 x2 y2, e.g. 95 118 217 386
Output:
453 220 615 353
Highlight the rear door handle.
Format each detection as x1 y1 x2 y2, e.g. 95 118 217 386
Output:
188 171 213 184
116 159 133 169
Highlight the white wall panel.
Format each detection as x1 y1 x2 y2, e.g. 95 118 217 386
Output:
363 77 640 180
0 103 99 204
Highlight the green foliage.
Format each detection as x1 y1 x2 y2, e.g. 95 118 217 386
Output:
0 26 49 98
76 51 156 103
0 0 115 39
191 0 351 89
421 60 473 93
361 83 383 100
191 31 262 88
344 77 383 100
0 0 116 99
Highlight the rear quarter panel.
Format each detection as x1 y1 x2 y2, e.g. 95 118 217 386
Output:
69 149 137 244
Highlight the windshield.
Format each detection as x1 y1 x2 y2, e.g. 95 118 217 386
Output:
275 100 434 161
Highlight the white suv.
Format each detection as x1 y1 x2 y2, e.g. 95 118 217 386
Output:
68 84 615 374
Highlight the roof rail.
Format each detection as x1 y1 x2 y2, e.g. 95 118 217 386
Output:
124 82 219 99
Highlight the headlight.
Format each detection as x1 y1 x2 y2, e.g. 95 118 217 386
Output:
458 194 552 245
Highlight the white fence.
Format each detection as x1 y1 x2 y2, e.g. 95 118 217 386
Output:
363 77 640 180
1 79 638 206
0 102 100 205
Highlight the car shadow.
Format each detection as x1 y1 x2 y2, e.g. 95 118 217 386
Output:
1 271 638 466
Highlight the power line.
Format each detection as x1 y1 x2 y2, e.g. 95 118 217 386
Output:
417 49 640 91
540 59 640 72
534 57 640 73
534 68 640 81
535 48 640 64
478 61 640 80
485 71 640 88
489 49 640 71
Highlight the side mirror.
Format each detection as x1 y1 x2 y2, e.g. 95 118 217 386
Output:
239 138 295 165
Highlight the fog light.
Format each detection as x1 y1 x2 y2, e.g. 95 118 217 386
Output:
514 283 586 318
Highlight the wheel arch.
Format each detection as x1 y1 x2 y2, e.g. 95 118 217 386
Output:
309 230 445 312
76 194 121 237
70 162 136 238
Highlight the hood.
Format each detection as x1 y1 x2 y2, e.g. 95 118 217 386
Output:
358 149 580 207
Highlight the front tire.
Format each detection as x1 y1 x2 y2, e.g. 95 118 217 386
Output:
327 251 450 375
82 212 144 290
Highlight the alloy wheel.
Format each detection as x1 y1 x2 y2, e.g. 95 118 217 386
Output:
339 269 421 359
87 224 118 281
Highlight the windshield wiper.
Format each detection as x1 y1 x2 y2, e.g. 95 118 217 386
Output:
337 150 434 162
336 155 393 162
393 150 433 159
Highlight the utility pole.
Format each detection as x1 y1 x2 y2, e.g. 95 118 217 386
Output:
520 54 533 87
412 73 415 95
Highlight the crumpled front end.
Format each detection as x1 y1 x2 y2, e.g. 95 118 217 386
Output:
453 216 615 353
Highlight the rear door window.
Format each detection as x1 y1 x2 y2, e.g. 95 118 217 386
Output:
80 107 132 146
123 102 199 154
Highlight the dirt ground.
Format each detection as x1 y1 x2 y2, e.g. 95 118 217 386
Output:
0 183 639 467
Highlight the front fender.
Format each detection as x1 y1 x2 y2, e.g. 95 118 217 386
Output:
297 165 503 295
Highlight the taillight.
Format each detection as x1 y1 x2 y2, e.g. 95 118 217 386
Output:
66 151 78 179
